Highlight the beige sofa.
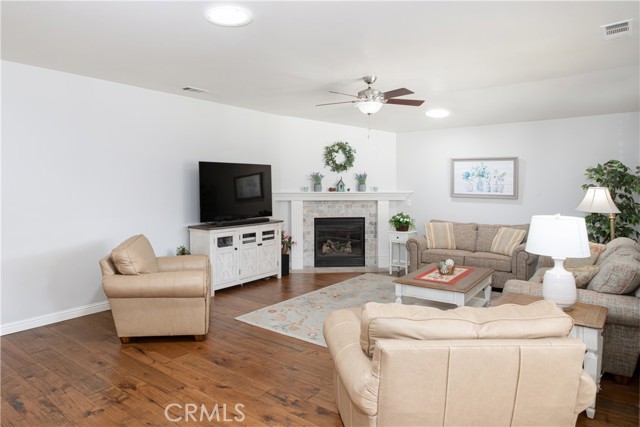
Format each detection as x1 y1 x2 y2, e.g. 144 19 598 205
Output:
406 220 538 289
100 235 211 343
504 237 640 379
324 301 596 427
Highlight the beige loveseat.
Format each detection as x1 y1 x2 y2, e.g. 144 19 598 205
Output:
324 301 596 427
100 235 211 343
406 220 538 289
504 237 640 379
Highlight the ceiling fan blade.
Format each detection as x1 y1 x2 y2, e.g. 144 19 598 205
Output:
382 88 414 99
316 100 358 106
328 90 359 98
386 98 425 106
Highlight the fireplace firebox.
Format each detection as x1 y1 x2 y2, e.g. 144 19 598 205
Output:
314 217 365 267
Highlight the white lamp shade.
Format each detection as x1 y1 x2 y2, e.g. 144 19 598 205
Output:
525 215 590 259
356 100 383 115
576 187 620 214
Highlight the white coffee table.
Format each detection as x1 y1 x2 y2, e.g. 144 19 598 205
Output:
393 264 493 307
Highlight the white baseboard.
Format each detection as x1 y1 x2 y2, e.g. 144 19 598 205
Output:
0 300 111 336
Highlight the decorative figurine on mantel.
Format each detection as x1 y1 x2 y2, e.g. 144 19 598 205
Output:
336 177 346 192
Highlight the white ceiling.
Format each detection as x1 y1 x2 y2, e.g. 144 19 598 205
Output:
2 1 639 133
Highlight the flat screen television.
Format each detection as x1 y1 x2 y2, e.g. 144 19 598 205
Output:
199 161 273 225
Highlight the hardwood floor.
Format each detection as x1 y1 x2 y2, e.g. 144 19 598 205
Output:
1 272 638 426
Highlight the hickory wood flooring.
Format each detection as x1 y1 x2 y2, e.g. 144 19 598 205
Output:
1 272 638 426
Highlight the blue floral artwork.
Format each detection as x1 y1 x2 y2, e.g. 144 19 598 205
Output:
451 158 518 199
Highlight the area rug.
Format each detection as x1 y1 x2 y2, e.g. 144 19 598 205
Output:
235 273 451 347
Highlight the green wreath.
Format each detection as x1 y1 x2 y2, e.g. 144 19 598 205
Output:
323 141 356 173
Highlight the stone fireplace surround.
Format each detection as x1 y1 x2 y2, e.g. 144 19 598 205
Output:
273 192 412 270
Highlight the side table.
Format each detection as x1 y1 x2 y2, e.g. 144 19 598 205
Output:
388 230 417 275
493 293 607 419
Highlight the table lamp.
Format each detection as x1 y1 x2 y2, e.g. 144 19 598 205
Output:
525 214 590 310
576 187 620 241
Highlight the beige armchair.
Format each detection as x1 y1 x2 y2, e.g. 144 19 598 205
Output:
100 235 211 343
324 301 596 427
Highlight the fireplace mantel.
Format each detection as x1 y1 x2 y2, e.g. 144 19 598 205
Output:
274 191 413 270
273 191 412 202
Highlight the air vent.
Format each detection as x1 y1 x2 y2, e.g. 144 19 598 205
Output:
182 86 208 93
601 19 633 40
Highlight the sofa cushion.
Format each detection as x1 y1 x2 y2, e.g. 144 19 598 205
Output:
490 227 527 256
433 220 478 252
597 237 640 266
425 222 456 249
111 234 158 275
464 252 512 272
359 300 573 357
477 223 528 253
587 259 640 295
421 250 470 266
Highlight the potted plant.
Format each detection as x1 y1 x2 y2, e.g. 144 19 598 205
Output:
310 172 324 192
389 212 415 231
354 172 367 192
176 245 191 256
281 230 295 276
581 160 640 243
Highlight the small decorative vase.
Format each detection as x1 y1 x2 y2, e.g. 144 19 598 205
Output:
396 225 409 232
483 181 491 192
314 184 322 192
357 184 366 192
466 182 474 192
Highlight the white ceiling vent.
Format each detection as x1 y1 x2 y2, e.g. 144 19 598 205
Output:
182 86 208 93
601 19 633 40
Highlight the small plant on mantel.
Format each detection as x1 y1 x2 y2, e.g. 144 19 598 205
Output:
389 212 415 231
310 172 325 192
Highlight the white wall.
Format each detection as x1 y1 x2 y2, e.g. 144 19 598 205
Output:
397 113 640 235
0 61 396 330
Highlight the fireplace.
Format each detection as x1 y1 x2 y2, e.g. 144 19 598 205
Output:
314 217 365 267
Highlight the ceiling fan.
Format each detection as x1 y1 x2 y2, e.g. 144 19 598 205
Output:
316 75 425 115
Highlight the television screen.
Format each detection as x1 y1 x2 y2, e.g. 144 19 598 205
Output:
199 162 273 224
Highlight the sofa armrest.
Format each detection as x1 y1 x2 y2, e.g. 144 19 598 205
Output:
406 235 428 273
103 271 209 299
512 244 538 280
504 280 640 328
323 308 379 416
575 371 597 416
157 254 209 272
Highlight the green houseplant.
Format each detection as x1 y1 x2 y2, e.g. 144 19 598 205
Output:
176 245 191 256
581 160 640 243
389 212 415 231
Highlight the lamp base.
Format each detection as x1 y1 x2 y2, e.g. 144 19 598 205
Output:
542 258 577 310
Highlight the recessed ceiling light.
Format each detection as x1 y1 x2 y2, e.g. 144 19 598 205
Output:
425 108 450 119
204 5 253 27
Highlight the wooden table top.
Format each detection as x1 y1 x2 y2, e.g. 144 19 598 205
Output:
393 264 493 294
493 293 607 329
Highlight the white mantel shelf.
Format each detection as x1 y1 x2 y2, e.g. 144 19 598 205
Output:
273 191 412 201
274 191 413 270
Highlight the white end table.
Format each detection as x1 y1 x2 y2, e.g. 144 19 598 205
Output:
388 230 417 275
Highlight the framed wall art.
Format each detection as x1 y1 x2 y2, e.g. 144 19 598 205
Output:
451 157 518 199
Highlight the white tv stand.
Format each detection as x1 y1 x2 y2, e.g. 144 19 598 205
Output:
188 220 283 293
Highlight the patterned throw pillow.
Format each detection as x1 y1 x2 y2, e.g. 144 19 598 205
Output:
565 242 606 268
425 222 456 250
490 227 527 256
566 266 599 288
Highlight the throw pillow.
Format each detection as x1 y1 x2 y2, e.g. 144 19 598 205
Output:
565 242 606 268
587 259 640 295
425 222 456 250
566 266 599 288
490 227 527 256
111 234 159 275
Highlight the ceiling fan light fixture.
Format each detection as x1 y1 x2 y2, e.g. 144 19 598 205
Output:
356 100 383 115
425 108 450 118
204 5 253 27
